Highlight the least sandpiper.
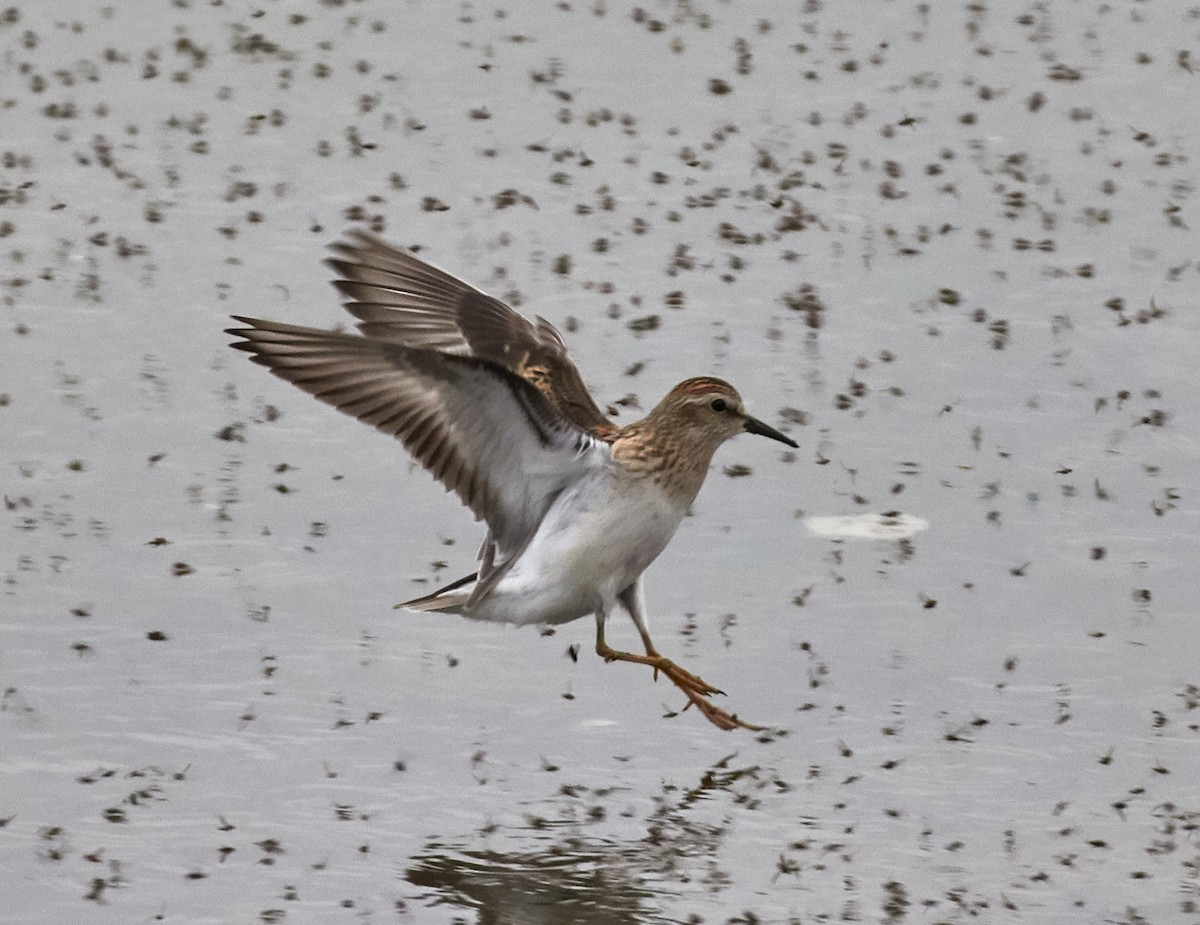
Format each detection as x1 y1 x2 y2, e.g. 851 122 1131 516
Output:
228 231 797 731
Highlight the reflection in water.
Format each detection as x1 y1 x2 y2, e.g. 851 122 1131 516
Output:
405 755 782 923
407 840 655 925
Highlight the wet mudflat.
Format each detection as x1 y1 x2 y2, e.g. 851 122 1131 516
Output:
2 2 1197 923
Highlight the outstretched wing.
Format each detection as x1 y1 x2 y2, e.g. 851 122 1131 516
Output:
227 317 606 557
326 231 618 439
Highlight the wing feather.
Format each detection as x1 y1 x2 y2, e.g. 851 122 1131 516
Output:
326 231 617 438
227 316 604 556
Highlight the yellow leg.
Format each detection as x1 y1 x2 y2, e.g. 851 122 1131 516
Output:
595 620 763 732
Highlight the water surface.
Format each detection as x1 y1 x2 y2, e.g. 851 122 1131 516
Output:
2 2 1198 923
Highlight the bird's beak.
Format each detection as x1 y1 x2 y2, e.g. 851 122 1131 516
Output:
743 414 798 448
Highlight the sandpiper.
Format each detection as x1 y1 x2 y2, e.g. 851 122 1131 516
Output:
228 231 798 731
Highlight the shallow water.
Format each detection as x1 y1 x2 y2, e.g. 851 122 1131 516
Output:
2 2 1198 923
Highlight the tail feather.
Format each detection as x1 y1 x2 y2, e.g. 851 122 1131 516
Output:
395 571 478 613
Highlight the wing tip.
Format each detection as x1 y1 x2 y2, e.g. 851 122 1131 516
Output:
225 314 260 335
327 228 400 261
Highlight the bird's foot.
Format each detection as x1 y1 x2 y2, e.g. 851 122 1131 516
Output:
678 693 766 732
649 655 724 698
654 658 763 732
597 643 762 731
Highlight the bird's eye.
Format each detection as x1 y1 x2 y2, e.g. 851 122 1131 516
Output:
710 398 727 412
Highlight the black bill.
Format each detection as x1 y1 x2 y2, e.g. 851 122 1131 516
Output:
744 415 798 448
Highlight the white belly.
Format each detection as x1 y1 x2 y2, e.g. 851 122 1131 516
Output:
470 469 686 625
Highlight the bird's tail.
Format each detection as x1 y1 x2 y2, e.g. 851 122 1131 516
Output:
394 571 478 614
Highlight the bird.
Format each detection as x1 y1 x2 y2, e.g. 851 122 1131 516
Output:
227 231 798 731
